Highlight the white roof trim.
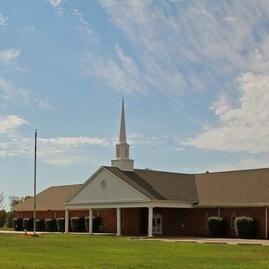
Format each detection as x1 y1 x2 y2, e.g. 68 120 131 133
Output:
65 166 150 205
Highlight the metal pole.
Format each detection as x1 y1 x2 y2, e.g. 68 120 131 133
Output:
33 129 37 235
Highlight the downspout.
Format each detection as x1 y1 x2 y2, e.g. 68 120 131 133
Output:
265 207 268 239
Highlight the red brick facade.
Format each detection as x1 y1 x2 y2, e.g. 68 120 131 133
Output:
15 206 269 238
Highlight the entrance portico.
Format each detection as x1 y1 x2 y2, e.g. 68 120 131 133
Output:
65 200 194 237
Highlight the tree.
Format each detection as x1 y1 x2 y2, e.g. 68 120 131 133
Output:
0 192 5 210
6 195 26 228
0 192 6 227
9 195 25 211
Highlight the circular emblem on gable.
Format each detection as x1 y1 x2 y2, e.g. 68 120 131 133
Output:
101 180 107 189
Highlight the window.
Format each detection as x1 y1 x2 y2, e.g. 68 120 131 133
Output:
231 212 236 229
205 212 209 228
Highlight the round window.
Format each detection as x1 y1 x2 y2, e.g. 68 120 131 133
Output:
101 180 107 189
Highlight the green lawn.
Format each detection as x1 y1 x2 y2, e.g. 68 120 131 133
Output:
0 234 269 269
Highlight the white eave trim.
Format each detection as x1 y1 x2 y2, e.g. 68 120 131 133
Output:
65 200 195 209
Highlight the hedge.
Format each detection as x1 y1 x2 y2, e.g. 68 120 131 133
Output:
235 216 257 239
35 219 45 231
207 216 227 237
71 217 85 232
44 219 56 232
23 218 33 231
56 218 65 232
12 218 23 231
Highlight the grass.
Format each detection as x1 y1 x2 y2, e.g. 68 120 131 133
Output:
0 234 269 269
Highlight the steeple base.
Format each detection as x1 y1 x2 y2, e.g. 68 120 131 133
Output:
111 159 134 171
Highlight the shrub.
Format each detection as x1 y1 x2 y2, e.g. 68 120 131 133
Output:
207 216 227 237
71 217 85 232
35 219 45 231
56 218 65 232
23 218 33 231
44 219 56 232
235 216 257 239
12 218 23 231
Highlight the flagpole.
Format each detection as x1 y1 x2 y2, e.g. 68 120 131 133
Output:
33 129 37 236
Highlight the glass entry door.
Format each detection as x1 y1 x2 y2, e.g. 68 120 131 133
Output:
153 213 162 235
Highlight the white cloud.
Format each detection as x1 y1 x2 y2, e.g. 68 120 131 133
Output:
0 77 52 109
182 73 269 154
208 157 269 172
0 115 27 134
73 9 96 43
47 0 64 15
83 45 146 94
47 0 62 7
0 13 7 28
0 49 21 64
90 0 269 96
0 135 110 165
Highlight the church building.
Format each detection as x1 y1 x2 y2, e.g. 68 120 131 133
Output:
15 100 269 238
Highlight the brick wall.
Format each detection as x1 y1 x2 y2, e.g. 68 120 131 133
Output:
15 206 268 238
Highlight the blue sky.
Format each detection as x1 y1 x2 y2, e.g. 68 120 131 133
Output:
0 0 269 201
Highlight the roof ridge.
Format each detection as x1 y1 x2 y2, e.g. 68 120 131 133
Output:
195 167 269 175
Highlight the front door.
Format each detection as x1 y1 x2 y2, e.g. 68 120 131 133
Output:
153 213 162 235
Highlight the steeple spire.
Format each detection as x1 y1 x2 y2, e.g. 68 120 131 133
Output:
111 98 134 171
119 98 126 143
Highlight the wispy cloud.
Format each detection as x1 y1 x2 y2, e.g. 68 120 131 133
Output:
83 45 147 94
0 13 7 28
47 0 64 16
0 135 109 164
182 72 269 154
0 77 52 109
73 9 96 43
0 115 27 134
82 0 269 97
208 157 269 172
0 49 21 64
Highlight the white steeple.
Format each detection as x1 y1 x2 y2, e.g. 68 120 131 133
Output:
111 98 134 171
119 98 127 143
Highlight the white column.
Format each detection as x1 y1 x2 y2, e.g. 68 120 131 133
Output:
89 208 93 235
148 207 153 237
65 209 69 233
117 208 121 236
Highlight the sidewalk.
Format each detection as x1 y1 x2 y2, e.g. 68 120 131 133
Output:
138 236 269 246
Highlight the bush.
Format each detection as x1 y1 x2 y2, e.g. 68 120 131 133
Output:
23 218 33 231
235 216 257 239
12 218 23 231
35 219 45 231
71 217 85 232
207 216 227 237
44 219 56 232
56 218 65 232
0 210 6 227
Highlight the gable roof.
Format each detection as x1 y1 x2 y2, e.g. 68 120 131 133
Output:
14 167 269 212
195 168 269 206
14 184 81 211
104 166 198 202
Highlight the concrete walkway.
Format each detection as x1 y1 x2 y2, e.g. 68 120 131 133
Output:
134 236 269 246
